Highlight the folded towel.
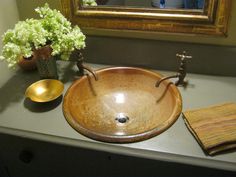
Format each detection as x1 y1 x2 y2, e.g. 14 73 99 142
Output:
183 102 236 155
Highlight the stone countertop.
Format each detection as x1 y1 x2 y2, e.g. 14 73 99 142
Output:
0 61 235 171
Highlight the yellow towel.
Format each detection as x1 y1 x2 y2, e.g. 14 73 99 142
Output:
183 102 236 155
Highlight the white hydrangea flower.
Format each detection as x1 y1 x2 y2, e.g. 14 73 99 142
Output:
1 3 86 67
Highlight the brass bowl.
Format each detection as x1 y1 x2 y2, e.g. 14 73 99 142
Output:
25 79 64 102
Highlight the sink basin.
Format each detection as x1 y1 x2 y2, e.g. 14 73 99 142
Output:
63 67 182 143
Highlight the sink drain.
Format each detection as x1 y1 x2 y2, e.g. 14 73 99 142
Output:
115 113 129 124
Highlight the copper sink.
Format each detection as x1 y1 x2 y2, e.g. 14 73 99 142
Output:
63 67 182 143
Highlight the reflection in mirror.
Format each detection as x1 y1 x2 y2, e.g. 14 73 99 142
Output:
84 0 205 9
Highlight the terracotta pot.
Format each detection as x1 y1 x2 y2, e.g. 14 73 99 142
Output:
18 54 37 71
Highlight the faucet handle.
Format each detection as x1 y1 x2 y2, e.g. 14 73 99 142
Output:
176 51 192 61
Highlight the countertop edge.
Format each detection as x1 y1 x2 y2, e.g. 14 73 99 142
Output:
0 126 235 172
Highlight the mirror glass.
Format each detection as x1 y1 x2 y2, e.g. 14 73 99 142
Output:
84 0 205 9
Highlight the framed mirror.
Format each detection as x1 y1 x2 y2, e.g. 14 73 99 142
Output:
61 0 231 36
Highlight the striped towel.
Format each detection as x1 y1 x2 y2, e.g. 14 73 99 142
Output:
183 102 236 155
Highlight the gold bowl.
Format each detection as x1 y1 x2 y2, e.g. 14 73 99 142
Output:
25 79 64 102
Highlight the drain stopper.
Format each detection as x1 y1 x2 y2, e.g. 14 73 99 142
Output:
115 114 129 123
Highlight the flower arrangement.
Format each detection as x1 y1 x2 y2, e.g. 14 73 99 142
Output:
0 3 86 68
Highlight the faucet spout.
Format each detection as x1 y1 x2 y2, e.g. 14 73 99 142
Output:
76 52 98 81
81 64 98 81
155 74 178 87
156 51 192 88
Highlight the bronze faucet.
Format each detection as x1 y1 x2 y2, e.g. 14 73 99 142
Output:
76 53 98 81
155 51 192 87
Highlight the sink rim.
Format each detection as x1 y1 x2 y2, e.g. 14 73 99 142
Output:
63 66 182 143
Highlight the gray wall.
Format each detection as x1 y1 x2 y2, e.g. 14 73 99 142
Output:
0 0 19 51
85 36 236 76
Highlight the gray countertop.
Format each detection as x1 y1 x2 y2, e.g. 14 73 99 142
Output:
0 61 235 171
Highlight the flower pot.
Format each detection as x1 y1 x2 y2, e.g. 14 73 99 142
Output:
18 55 37 71
34 45 58 79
